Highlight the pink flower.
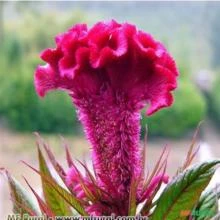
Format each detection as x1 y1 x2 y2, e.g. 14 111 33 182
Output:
35 20 178 208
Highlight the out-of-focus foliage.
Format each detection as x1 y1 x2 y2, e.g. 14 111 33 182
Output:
0 2 214 136
206 2 220 68
0 61 78 133
0 5 89 133
209 75 220 126
141 79 207 138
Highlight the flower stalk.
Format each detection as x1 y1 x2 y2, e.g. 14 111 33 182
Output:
72 89 142 202
34 20 178 214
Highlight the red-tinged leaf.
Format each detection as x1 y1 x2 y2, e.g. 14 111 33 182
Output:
142 125 148 179
37 138 76 196
11 198 37 216
177 124 202 175
43 142 66 180
65 145 74 168
5 171 41 216
76 162 114 204
34 134 67 183
143 146 169 192
70 163 97 202
128 177 139 216
150 160 220 220
38 146 72 216
22 161 88 216
141 159 168 203
76 160 96 184
76 160 103 199
24 177 55 218
140 178 163 216
60 136 74 168
140 161 168 216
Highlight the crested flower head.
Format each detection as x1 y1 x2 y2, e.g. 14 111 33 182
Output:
35 20 178 115
35 20 178 208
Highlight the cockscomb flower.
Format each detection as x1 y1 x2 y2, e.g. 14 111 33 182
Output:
4 20 220 220
34 20 178 213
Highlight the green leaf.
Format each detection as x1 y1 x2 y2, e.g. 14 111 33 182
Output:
42 174 88 216
38 146 71 216
150 160 220 220
36 134 66 183
23 161 88 216
6 171 41 216
24 178 55 217
193 185 220 220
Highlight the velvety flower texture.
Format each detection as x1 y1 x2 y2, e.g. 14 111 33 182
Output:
35 20 178 214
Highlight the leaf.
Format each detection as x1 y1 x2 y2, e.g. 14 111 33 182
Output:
140 177 164 216
140 160 168 216
35 135 76 196
42 175 88 216
11 199 37 216
69 162 97 203
24 177 55 217
128 177 139 216
143 146 169 192
141 125 148 179
210 212 220 220
23 161 89 216
192 184 220 220
38 135 67 183
6 171 41 216
61 136 74 168
77 160 118 204
38 146 71 216
176 124 201 175
150 160 220 220
76 160 105 200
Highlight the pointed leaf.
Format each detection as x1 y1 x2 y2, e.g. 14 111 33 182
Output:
143 146 169 192
11 199 37 216
61 137 74 168
42 174 88 216
177 124 201 175
128 177 139 216
38 146 71 216
41 140 66 182
140 161 168 216
72 165 97 202
6 171 41 216
76 160 106 201
24 177 55 217
34 134 67 183
23 161 88 216
150 160 220 220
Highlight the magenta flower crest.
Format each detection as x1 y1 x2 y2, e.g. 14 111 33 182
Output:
35 20 178 214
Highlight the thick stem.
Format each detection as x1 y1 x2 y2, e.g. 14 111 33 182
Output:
72 87 142 202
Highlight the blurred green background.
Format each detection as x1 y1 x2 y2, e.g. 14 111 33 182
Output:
2 3 220 218
0 1 220 138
